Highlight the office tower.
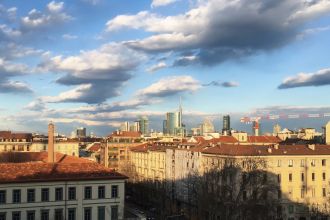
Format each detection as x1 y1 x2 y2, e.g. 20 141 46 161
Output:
76 127 86 138
138 116 149 135
120 121 130 132
130 121 140 132
222 115 231 135
201 118 215 135
273 124 281 135
324 121 330 144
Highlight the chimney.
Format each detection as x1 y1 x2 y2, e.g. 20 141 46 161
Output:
48 122 55 163
104 141 109 168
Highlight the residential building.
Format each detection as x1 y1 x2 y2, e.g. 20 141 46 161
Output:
0 151 126 220
324 121 330 144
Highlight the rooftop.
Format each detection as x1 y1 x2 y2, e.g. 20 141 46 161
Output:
0 152 126 184
202 144 330 156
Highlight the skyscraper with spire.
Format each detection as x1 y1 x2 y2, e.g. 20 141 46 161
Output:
163 97 185 136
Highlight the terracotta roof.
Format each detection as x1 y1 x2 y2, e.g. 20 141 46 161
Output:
110 131 142 138
0 152 126 184
88 143 102 152
247 136 281 143
202 144 330 156
130 143 149 153
208 136 238 144
0 131 32 140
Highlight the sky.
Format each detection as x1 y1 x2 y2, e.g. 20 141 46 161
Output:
1 0 330 135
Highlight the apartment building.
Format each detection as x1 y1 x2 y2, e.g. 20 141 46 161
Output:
0 151 126 220
201 144 330 219
129 143 166 181
0 131 79 156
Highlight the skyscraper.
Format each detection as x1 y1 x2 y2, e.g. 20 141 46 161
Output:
120 121 130 132
222 115 231 135
163 99 185 136
138 116 149 135
76 127 86 138
201 118 215 135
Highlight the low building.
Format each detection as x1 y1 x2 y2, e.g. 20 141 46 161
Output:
0 151 127 220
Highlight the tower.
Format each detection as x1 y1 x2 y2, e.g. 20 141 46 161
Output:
179 96 183 128
324 121 330 144
48 122 55 163
273 124 281 136
253 121 260 136
222 115 231 135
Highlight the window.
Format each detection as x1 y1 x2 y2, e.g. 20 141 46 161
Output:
12 212 20 220
55 209 63 220
300 159 305 167
288 160 293 167
27 189 35 203
68 187 76 200
41 188 49 202
312 173 315 181
301 173 305 182
289 173 292 182
27 211 35 220
84 208 92 220
41 210 49 220
55 188 63 201
323 172 326 181
12 189 21 203
98 186 105 199
111 185 118 198
0 213 6 220
98 207 105 220
312 188 316 197
0 190 6 204
301 188 305 198
277 160 281 167
84 186 92 199
277 174 281 183
68 208 75 220
311 159 316 167
111 206 118 220
322 159 326 166
288 205 294 214
323 188 327 197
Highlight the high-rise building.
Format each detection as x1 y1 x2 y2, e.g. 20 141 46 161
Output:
129 121 140 132
76 127 86 138
120 121 130 132
324 121 330 144
163 99 185 136
273 124 281 135
222 115 231 135
201 118 215 135
138 116 149 135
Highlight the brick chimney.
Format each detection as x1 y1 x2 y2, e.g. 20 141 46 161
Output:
48 122 55 163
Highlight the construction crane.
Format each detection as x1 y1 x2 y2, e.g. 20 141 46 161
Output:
240 113 330 124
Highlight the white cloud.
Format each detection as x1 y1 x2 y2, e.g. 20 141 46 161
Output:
41 84 92 103
278 68 330 89
151 0 178 8
21 1 72 29
47 1 64 13
146 62 167 73
137 75 201 97
62 34 78 40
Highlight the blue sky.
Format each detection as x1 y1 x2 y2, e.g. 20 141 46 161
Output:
1 0 330 135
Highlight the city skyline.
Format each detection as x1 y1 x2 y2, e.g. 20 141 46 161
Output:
1 0 330 135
